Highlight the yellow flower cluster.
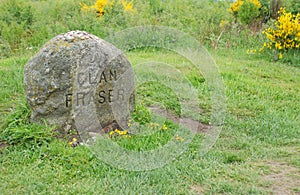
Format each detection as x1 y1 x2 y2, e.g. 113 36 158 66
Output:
229 0 243 13
80 0 134 17
261 8 300 59
68 137 80 147
229 0 261 13
109 129 131 138
80 0 113 16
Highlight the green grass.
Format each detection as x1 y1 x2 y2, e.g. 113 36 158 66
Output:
1 48 299 194
0 0 299 193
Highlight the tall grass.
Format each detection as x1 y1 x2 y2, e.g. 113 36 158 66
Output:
0 0 272 59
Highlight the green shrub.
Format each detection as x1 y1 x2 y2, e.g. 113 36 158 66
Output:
260 8 299 64
238 0 260 25
283 0 300 15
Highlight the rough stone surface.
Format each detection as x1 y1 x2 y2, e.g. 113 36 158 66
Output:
24 30 135 133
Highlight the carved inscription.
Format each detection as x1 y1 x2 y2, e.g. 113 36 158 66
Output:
77 68 117 86
66 89 125 107
66 68 125 107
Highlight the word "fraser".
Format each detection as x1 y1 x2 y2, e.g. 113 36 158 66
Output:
65 89 125 107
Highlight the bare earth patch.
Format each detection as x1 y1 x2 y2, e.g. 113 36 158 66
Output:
261 161 300 194
0 141 8 150
149 106 211 133
190 184 205 194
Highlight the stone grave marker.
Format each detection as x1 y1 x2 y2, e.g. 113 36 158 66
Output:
24 30 135 134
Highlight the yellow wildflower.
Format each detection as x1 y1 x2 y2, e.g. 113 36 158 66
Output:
109 129 129 137
68 138 79 147
121 0 135 13
160 124 168 130
246 49 256 54
275 42 283 50
149 122 160 128
175 135 184 142
93 0 114 16
120 130 128 135
219 20 229 29
80 0 113 17
80 0 136 16
127 120 132 127
80 3 90 11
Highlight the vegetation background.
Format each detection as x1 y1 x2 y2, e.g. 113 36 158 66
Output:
0 0 299 194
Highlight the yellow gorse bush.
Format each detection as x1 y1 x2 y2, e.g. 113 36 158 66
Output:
229 0 243 13
80 0 134 17
261 8 300 58
229 0 261 13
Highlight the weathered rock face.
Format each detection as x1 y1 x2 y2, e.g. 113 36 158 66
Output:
24 31 135 133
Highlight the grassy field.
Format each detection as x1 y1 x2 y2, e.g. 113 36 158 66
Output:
0 47 299 194
1 0 300 194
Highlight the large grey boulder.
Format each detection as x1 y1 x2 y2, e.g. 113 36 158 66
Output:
24 31 135 133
